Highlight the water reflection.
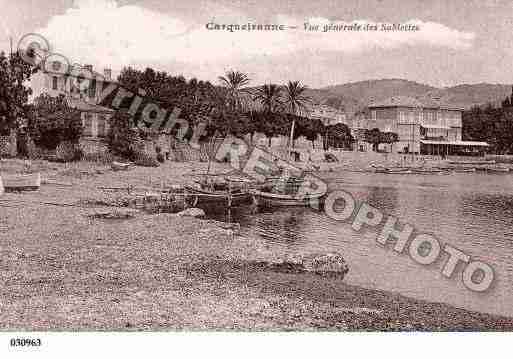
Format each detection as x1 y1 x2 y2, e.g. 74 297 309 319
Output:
229 171 513 317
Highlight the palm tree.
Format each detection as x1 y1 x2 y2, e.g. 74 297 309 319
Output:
217 70 250 112
252 83 283 113
282 81 311 153
252 84 284 147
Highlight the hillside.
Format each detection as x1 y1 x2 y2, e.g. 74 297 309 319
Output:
421 84 512 109
310 79 512 114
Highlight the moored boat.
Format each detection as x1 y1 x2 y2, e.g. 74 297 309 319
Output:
184 175 253 208
2 173 41 191
251 189 325 207
252 176 325 208
184 184 252 207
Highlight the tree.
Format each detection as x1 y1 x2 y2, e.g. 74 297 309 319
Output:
325 123 353 150
282 81 311 151
106 109 143 159
217 70 250 112
253 84 283 113
364 128 383 151
0 51 34 135
28 93 82 150
381 131 399 152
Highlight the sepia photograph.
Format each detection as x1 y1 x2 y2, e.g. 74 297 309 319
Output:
1 0 513 356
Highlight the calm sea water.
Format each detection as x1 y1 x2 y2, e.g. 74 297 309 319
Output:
217 171 513 317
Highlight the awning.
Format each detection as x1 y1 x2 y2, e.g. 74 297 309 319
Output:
420 125 451 130
420 140 489 147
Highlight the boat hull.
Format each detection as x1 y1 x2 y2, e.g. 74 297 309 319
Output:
184 186 252 207
3 173 41 191
252 190 324 207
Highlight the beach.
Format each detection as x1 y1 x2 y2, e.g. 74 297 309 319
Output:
1 158 513 330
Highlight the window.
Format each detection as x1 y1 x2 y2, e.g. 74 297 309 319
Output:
97 115 106 137
88 79 96 99
52 76 58 90
83 113 93 136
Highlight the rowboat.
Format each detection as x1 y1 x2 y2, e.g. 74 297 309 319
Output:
449 160 495 165
251 189 325 207
251 176 325 208
374 167 412 174
2 173 41 191
486 167 510 173
184 184 252 207
411 167 444 174
111 161 131 171
452 168 476 173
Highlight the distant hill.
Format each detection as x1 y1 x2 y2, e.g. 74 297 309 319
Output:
421 84 512 109
307 79 512 115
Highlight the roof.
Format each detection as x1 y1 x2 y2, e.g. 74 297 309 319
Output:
69 99 115 113
420 140 489 146
368 96 464 111
420 125 451 130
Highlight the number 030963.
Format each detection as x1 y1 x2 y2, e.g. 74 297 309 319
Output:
10 338 42 347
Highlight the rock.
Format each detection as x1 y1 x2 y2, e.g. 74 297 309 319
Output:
301 252 349 279
176 207 205 218
87 208 139 219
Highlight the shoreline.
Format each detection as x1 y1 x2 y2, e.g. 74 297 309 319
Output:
1 158 512 330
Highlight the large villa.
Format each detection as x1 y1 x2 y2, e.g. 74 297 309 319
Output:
355 96 489 156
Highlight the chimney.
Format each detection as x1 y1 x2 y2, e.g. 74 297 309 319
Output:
103 68 112 80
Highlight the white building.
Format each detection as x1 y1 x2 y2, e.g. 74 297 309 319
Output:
30 63 115 152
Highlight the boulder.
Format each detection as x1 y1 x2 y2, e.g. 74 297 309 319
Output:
176 207 205 218
87 208 139 219
301 252 349 279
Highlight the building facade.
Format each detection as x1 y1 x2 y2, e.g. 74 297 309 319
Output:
356 96 488 155
30 64 115 152
307 103 348 126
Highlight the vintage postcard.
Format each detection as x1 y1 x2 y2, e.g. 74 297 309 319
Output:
0 0 512 356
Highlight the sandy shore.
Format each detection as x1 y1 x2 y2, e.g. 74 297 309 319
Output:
1 158 513 330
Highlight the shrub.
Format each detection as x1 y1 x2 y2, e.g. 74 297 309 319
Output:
156 153 165 163
55 141 81 162
81 151 114 164
106 109 144 159
28 94 83 150
133 151 159 167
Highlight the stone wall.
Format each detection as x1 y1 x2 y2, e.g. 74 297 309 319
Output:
79 138 108 155
0 131 17 158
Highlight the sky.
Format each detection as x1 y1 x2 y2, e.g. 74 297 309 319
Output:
1 0 512 88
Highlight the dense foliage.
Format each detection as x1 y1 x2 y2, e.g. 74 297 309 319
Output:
463 88 513 154
114 68 333 148
0 51 34 135
28 93 83 150
364 128 399 151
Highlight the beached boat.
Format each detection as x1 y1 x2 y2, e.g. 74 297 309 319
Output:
411 167 444 174
373 166 412 174
2 173 41 191
448 160 495 165
486 167 510 173
452 168 476 173
111 161 131 171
